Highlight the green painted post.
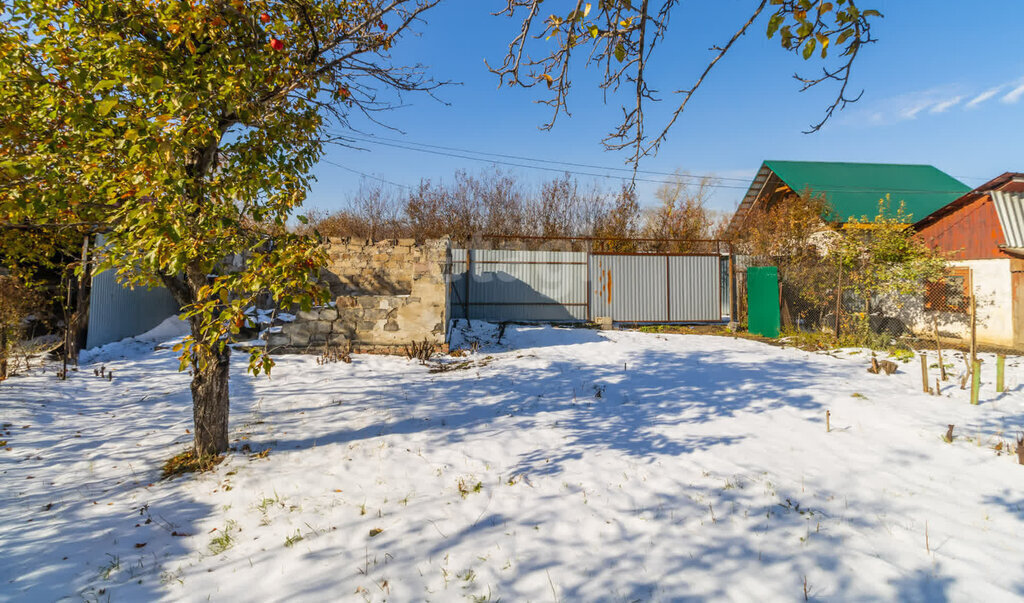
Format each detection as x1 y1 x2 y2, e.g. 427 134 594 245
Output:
971 360 982 405
997 355 1005 393
746 267 780 338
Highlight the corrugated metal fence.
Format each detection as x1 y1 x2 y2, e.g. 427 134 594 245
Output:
450 248 729 323
86 270 181 349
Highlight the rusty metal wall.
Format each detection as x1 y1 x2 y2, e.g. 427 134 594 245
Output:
449 249 589 322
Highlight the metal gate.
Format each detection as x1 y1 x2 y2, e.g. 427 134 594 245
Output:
589 254 722 322
450 248 728 323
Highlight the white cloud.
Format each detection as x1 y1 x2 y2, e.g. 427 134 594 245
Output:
898 100 934 120
965 86 1003 109
1001 82 1024 104
929 96 963 114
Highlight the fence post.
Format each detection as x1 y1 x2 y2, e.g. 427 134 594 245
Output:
920 352 929 393
463 248 471 321
834 261 843 339
997 354 1005 393
728 252 737 323
971 360 981 405
665 254 671 323
969 291 977 368
932 317 946 380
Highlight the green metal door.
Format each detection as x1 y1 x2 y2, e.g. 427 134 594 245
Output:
747 266 780 338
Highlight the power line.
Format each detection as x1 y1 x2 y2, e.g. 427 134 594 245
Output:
324 134 749 190
333 131 753 183
323 132 980 196
319 158 411 190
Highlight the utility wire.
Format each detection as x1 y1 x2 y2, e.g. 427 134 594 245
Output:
319 158 411 190
325 130 984 195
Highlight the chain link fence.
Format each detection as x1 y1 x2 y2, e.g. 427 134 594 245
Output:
735 256 973 352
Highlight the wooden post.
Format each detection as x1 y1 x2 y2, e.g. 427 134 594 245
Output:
834 261 843 339
920 352 929 393
932 317 946 381
970 360 981 405
969 292 977 368
826 410 831 433
997 354 1005 393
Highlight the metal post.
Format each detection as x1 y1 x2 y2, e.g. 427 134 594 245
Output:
728 252 737 322
463 248 471 321
665 255 671 323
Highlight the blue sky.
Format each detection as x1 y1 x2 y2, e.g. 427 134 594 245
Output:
307 0 1023 214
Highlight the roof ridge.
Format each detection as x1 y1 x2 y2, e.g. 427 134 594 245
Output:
764 159 946 169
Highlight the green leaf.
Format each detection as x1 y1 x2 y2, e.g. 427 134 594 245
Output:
148 76 164 91
614 43 626 63
92 79 118 92
802 38 816 59
96 97 118 115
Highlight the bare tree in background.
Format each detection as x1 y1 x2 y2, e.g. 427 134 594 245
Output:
641 172 716 252
594 184 641 252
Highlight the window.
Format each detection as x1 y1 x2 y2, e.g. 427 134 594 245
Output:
925 267 971 313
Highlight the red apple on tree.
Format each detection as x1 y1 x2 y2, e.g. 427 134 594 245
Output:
260 12 270 23
269 38 283 51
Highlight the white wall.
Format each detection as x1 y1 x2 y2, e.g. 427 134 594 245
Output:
880 259 1014 347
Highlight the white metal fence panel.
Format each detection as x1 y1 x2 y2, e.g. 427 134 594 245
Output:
449 248 725 323
669 255 722 322
589 255 668 322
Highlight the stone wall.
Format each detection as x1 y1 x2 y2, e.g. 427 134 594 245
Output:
266 238 449 353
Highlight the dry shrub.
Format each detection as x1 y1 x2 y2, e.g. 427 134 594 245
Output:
0 275 46 380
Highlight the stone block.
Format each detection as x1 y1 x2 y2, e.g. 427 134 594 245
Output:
595 316 614 330
296 309 320 321
267 333 291 347
384 320 400 332
319 307 338 321
282 321 315 342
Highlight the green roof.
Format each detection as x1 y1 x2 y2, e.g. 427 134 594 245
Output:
763 160 971 223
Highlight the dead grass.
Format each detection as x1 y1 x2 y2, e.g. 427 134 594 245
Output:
161 449 225 479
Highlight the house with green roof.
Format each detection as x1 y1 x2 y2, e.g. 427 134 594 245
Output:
725 160 971 238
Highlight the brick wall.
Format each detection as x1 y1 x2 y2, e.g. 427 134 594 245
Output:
267 238 449 352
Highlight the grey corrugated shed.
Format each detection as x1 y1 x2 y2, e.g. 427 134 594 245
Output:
86 269 181 349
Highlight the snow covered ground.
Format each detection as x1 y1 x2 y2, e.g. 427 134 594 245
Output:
3 319 1024 602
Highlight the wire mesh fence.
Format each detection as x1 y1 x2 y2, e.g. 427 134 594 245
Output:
735 257 973 352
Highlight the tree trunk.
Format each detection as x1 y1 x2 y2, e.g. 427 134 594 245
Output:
190 340 231 457
161 264 233 457
68 234 93 361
